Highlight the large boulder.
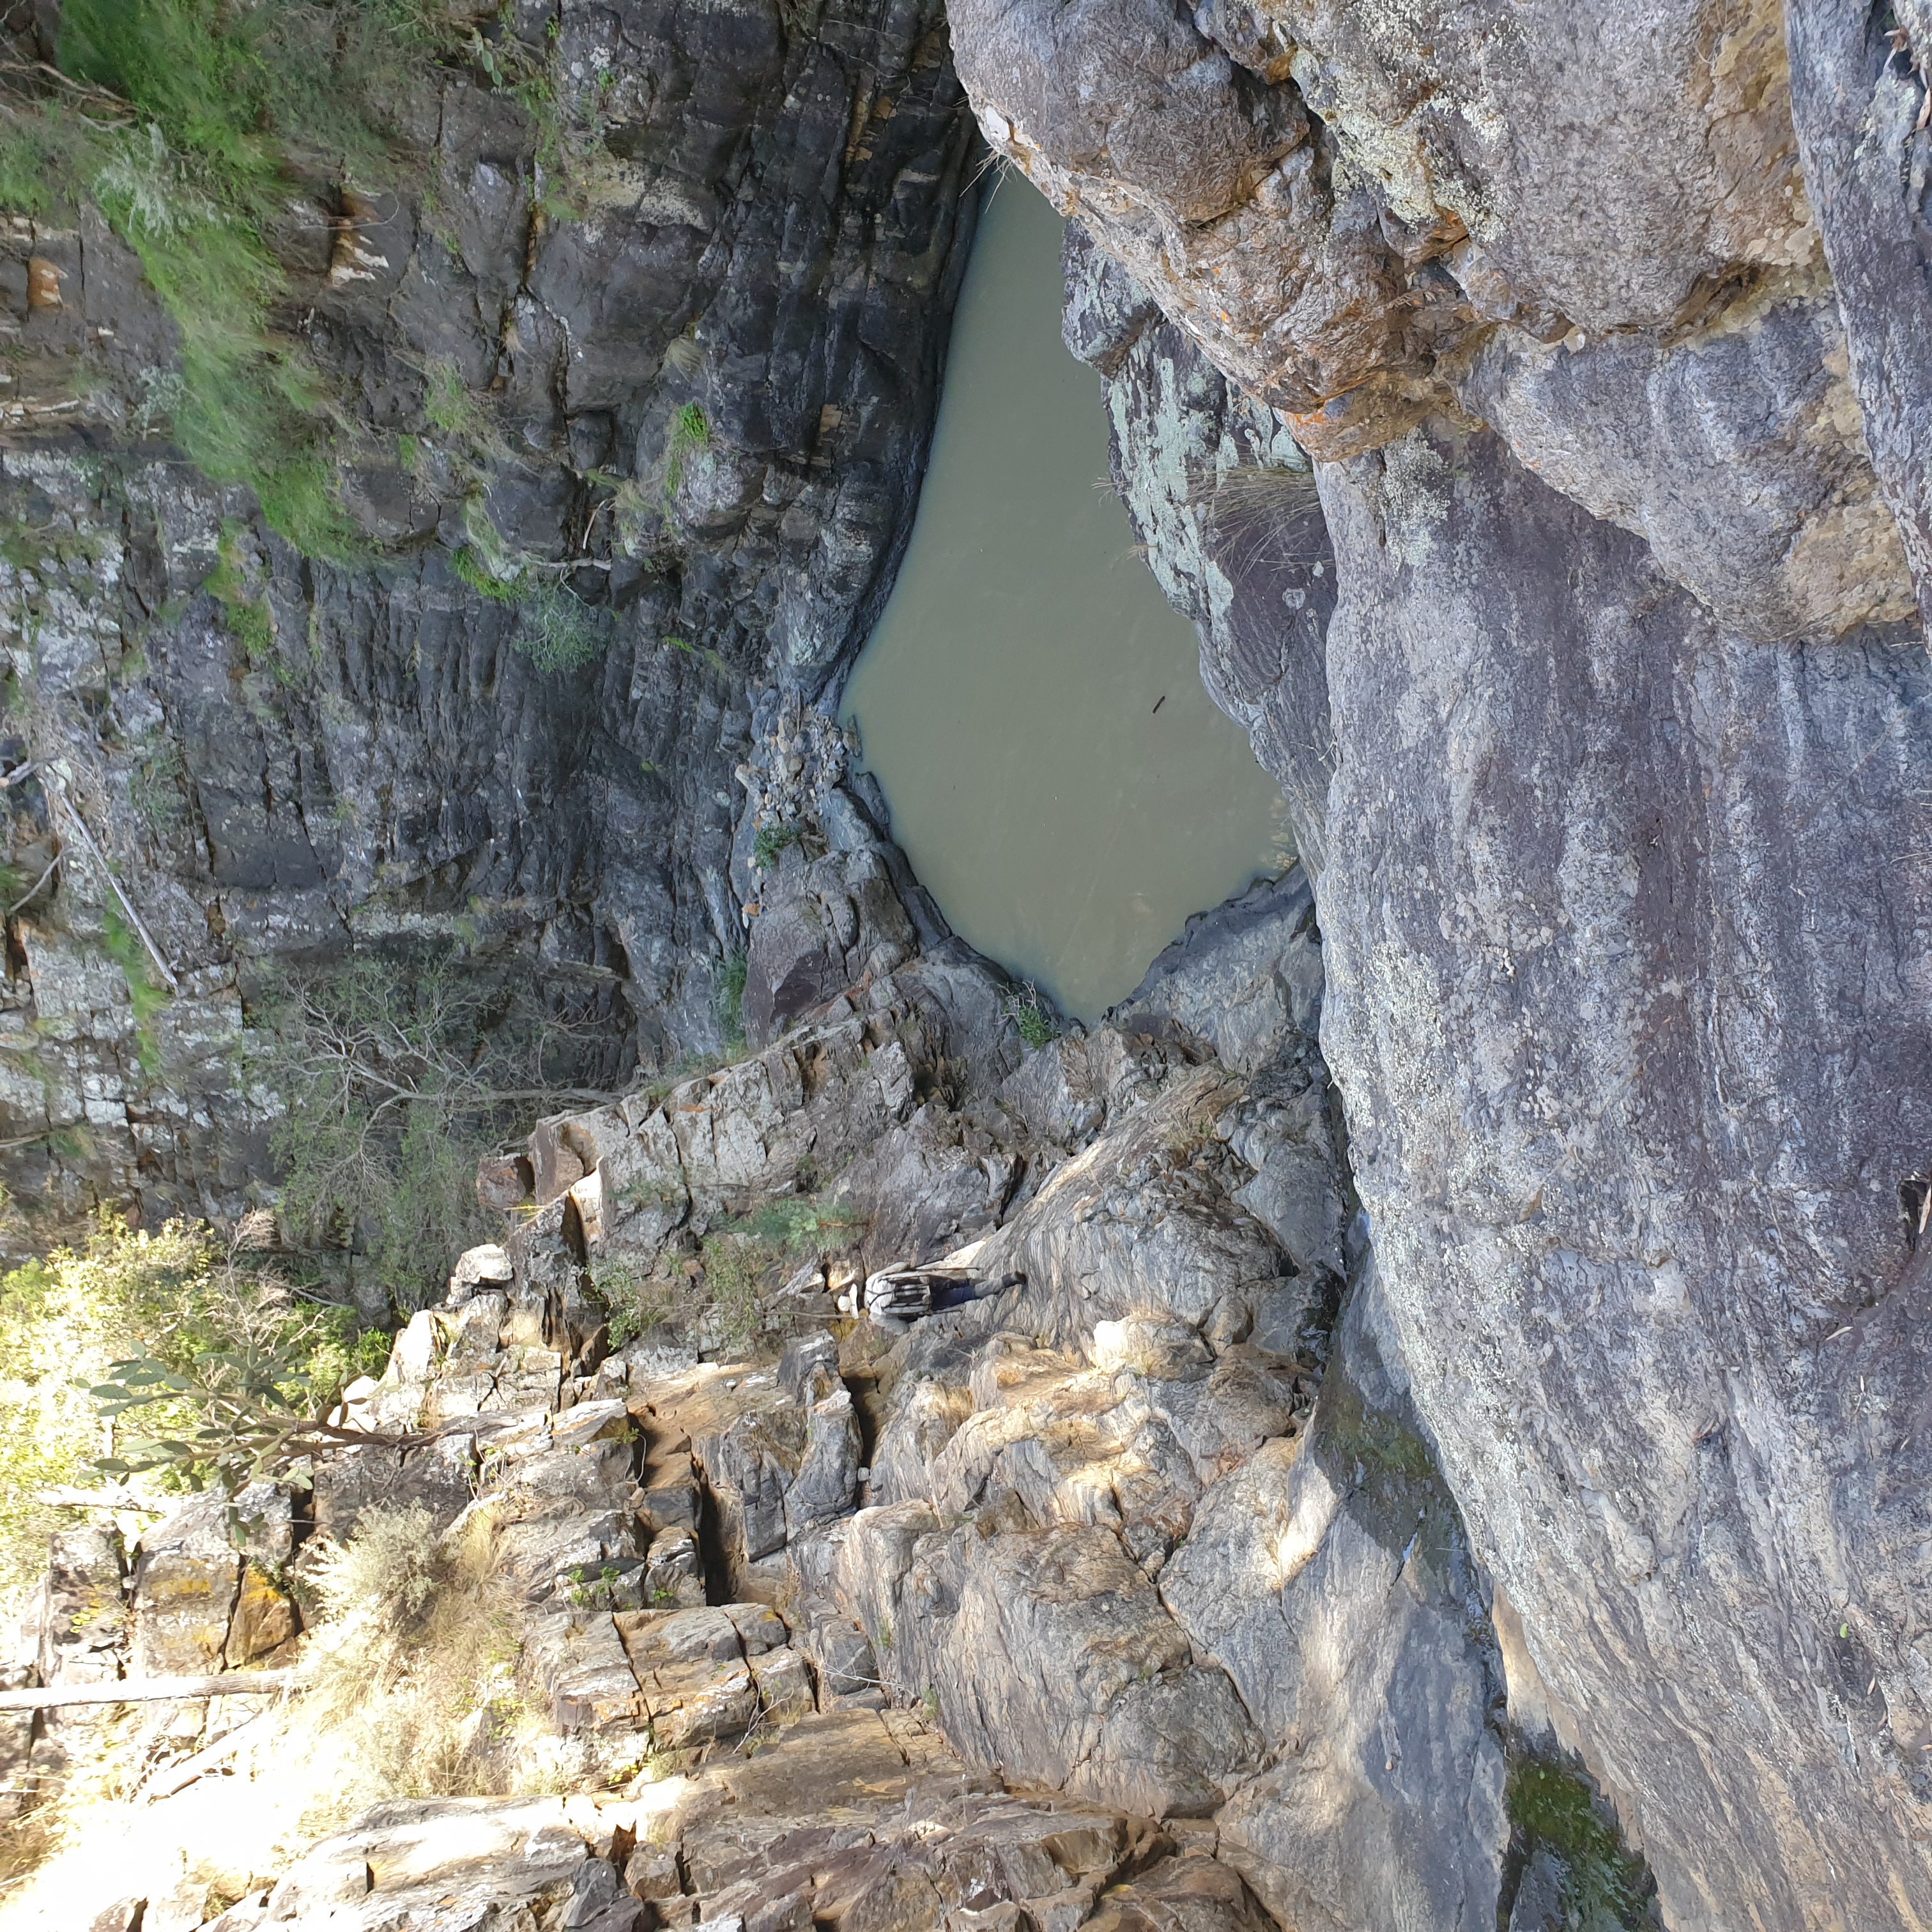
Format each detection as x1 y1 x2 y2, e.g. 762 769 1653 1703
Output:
1165 1275 1510 1932
130 1485 301 1677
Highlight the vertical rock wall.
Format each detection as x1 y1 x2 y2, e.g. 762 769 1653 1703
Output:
947 0 1932 1924
1317 422 1932 1929
0 0 981 1239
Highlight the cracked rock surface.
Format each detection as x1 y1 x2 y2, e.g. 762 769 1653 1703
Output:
0 0 979 1238
8 859 1637 1932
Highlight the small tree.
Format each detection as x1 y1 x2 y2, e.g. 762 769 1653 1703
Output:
90 1340 424 1494
244 958 613 1312
0 1212 387 1591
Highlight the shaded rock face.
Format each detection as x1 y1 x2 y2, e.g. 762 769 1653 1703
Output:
0 0 979 1234
940 6 1932 1930
1787 0 1932 631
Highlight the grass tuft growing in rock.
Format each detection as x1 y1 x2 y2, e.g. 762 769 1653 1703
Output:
451 544 605 674
663 401 711 499
752 821 801 870
298 1501 525 1809
1505 1754 1653 1926
999 980 1059 1050
99 901 166 1077
206 520 277 670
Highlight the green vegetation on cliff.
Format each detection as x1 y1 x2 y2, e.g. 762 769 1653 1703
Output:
1506 1754 1655 1928
0 1211 385 1597
0 0 546 557
0 0 463 553
246 958 609 1312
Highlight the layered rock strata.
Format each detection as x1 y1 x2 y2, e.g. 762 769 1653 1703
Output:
0 0 979 1238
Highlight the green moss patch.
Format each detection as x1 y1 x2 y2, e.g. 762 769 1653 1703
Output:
1506 1755 1653 1926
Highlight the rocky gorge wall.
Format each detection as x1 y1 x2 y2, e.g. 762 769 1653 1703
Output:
942 1 1932 1926
0 0 979 1247
8 866 1655 1932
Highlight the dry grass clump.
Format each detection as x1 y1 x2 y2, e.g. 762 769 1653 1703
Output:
295 1501 524 1821
0 1503 547 1924
1197 463 1328 565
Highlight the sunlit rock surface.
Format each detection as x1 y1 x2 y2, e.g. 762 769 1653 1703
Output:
8 861 1642 1932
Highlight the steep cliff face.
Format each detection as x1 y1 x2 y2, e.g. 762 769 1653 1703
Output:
949 3 1932 1928
0 0 978 1243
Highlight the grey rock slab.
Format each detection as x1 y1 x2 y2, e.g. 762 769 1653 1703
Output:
1162 1291 1508 1932
1788 0 1932 629
742 847 917 1048
747 1645 816 1724
970 1067 1287 1346
782 1384 862 1543
129 1496 243 1679
833 1108 1017 1268
958 0 1811 447
1083 1853 1276 1932
551 1399 635 1451
826 1506 1257 1816
523 1611 641 1733
30 1523 126 1687
1107 868 1324 1075
692 1395 809 1573
1314 417 1932 1929
1455 295 1913 642
264 1797 585 1928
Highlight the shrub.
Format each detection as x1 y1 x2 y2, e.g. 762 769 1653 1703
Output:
129 737 188 835
423 359 492 444
1198 462 1327 569
299 1501 522 1805
0 1212 383 1598
752 822 801 870
510 579 602 673
244 957 612 1313
726 1196 864 1250
1000 981 1059 1050
593 1193 864 1355
591 1255 684 1350
695 1234 765 1353
452 544 604 675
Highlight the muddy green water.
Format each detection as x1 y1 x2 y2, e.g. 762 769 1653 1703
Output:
841 180 1289 1021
